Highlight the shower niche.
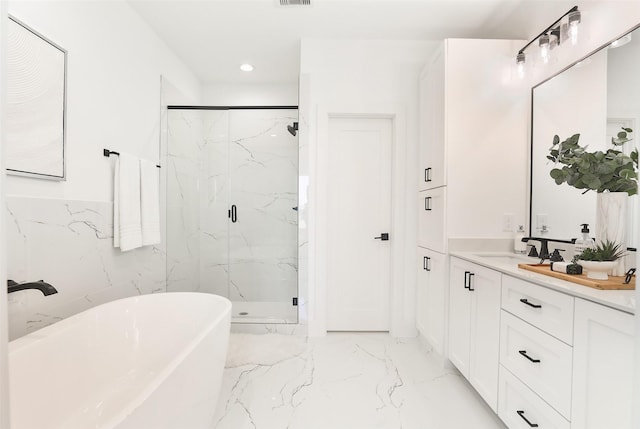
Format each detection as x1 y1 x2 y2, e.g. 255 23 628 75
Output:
166 107 299 324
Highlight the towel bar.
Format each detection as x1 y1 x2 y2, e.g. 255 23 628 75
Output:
103 149 160 168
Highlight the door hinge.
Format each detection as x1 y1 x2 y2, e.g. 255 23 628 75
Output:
292 297 298 306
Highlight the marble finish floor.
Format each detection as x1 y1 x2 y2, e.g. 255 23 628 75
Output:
211 333 506 429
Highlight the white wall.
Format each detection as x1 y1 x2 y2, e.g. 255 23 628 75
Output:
300 39 438 337
6 0 202 202
202 82 298 106
0 1 10 425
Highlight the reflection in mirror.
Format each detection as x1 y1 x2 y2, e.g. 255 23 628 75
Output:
531 25 639 247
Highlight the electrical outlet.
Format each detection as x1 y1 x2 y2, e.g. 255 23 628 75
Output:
502 213 515 232
536 214 548 231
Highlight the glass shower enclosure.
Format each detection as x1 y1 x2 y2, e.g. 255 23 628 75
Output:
166 107 298 323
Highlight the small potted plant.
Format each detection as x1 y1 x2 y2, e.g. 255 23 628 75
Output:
573 240 626 280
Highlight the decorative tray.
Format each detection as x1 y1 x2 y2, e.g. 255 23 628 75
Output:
517 264 635 290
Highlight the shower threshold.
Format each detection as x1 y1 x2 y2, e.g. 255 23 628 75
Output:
231 300 297 324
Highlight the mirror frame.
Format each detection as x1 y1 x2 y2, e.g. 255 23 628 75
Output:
6 15 67 180
529 22 640 241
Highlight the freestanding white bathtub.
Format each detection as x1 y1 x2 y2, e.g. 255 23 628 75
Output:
9 292 231 429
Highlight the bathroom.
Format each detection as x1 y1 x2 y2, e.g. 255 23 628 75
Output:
0 0 639 428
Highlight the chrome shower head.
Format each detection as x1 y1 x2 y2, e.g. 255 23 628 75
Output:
287 122 299 136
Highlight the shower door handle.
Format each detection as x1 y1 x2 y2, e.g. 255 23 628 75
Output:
230 205 237 223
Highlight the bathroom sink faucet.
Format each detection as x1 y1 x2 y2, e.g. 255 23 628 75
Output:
521 237 575 263
7 279 58 296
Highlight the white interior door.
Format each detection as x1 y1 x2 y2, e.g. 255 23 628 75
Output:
327 116 392 331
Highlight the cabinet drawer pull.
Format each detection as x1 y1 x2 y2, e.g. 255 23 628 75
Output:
423 256 432 271
519 298 542 309
516 410 539 427
518 350 541 363
424 196 432 211
464 271 470 289
425 167 432 182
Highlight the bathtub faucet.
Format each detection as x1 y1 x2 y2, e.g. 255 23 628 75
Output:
7 279 58 296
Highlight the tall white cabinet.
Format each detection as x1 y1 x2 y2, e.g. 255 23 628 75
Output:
416 38 527 359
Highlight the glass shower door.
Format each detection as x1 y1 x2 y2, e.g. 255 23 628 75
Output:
167 107 298 324
227 109 299 323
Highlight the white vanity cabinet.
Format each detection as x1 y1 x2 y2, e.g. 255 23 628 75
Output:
448 257 502 411
495 273 635 429
571 298 635 429
416 249 446 355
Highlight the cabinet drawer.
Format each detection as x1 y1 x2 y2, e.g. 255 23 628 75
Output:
502 275 574 344
500 311 572 419
498 365 570 429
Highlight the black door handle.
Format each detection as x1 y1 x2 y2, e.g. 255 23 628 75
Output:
464 271 470 289
520 298 542 309
425 167 432 182
468 273 475 291
519 350 541 363
374 233 389 241
230 205 237 223
516 410 539 427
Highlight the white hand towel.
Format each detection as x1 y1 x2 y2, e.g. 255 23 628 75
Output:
114 153 142 251
140 159 161 246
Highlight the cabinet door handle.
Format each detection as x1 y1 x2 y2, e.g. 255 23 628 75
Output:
423 256 428 271
520 298 542 309
425 167 432 182
516 410 539 427
518 350 541 363
424 257 431 271
424 196 432 211
464 271 470 289
468 273 475 291
230 204 237 223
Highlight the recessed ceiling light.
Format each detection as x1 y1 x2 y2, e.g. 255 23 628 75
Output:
240 63 254 72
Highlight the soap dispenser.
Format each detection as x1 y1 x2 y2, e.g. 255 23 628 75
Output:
574 223 595 256
514 225 527 254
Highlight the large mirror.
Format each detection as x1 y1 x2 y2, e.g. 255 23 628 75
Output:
531 24 640 248
6 16 67 180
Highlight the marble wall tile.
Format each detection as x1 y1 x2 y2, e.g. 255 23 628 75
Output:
6 197 165 340
166 109 202 292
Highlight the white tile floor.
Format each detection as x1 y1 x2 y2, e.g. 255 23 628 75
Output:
211 333 506 429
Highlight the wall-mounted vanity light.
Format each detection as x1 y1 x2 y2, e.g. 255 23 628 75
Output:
515 5 581 78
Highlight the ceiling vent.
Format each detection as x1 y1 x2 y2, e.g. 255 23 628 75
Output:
279 0 311 6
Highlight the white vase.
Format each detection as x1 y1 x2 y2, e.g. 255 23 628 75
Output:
578 260 617 280
595 192 627 276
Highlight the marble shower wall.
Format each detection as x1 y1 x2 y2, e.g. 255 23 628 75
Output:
199 110 230 298
166 109 203 292
6 197 165 340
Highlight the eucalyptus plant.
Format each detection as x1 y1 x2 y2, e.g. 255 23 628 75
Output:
547 127 638 196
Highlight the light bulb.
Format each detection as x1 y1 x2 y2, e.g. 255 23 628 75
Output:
568 10 581 46
539 34 550 64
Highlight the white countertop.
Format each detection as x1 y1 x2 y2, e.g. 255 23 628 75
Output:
449 251 636 314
